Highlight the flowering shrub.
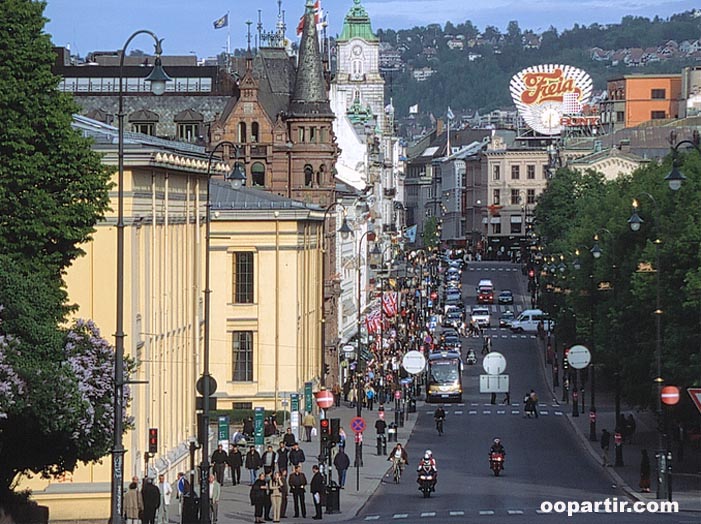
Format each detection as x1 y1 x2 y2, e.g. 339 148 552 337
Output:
0 335 25 419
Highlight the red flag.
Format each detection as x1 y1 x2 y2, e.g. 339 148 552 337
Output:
296 0 321 37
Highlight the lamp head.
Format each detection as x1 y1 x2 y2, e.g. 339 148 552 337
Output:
144 48 172 96
227 161 246 189
338 217 353 240
590 241 602 259
665 163 685 191
627 206 643 232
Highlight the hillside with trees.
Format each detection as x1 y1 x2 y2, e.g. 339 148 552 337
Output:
376 10 701 116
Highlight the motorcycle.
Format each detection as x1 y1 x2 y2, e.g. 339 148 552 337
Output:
489 452 504 476
465 349 477 365
417 464 436 497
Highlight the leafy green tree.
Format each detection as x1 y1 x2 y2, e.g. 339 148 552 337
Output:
422 217 440 248
0 0 118 499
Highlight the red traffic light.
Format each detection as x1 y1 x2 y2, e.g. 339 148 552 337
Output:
148 428 158 454
320 419 330 431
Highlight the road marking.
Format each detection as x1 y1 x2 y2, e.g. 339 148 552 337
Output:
554 411 563 416
501 335 508 338
364 517 380 521
479 510 495 516
471 403 479 406
393 514 408 519
507 510 524 515
536 510 549 514
420 512 435 517
511 403 519 407
457 403 465 406
454 410 463 415
512 410 520 415
468 410 477 415
540 410 549 415
497 410 505 414
449 511 465 516
483 410 492 414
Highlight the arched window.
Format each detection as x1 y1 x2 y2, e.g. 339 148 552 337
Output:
238 122 247 143
251 162 266 187
304 164 314 187
251 122 259 143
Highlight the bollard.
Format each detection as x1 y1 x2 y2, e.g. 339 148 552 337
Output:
388 423 397 442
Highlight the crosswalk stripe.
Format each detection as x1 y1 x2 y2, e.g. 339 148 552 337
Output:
540 411 549 415
393 514 408 519
471 403 479 406
449 511 465 516
454 410 463 414
554 411 563 416
468 410 477 415
479 510 495 515
420 512 435 517
364 517 380 521
511 410 520 415
497 410 505 414
508 510 524 515
483 410 492 414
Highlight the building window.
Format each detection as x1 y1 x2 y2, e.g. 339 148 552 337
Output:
131 122 154 135
251 162 265 187
492 223 501 234
651 89 666 99
527 165 535 179
527 189 536 204
298 127 305 143
232 331 253 382
542 165 549 179
251 122 260 143
309 127 316 143
510 189 520 205
304 164 314 187
511 165 520 179
317 165 325 186
510 221 522 234
238 122 247 143
232 252 254 304
651 110 666 119
493 165 500 180
616 111 625 122
492 189 500 205
177 122 199 142
320 127 327 143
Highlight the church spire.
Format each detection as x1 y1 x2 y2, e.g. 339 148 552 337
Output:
289 0 332 117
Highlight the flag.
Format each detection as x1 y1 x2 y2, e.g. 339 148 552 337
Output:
447 106 455 120
213 14 228 30
404 224 418 243
382 292 398 317
296 0 322 37
409 104 419 114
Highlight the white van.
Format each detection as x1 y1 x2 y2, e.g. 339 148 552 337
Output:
510 309 554 333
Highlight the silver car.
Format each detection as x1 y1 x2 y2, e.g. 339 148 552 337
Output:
470 306 491 328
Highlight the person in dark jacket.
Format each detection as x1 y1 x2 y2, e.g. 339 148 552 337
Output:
333 447 351 488
228 444 243 485
211 444 228 485
310 465 325 520
141 477 161 524
279 468 289 519
287 465 307 518
246 445 263 485
288 442 306 468
251 472 268 524
282 428 296 448
243 417 255 439
277 441 289 473
600 429 611 467
262 445 278 476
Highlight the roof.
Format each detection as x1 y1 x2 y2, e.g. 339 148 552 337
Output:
338 0 378 43
209 180 323 214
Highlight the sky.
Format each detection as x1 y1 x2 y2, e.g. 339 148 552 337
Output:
45 0 700 58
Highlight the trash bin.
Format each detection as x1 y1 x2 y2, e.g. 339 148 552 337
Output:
326 481 341 514
388 423 397 442
399 410 405 427
409 399 416 413
376 434 387 455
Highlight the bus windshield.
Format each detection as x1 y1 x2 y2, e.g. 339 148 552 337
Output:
429 359 460 383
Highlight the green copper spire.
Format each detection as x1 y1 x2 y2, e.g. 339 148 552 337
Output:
338 0 378 42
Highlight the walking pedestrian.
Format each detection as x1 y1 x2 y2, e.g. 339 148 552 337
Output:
262 445 278 476
529 389 539 418
303 411 316 442
600 429 611 467
639 449 651 492
283 427 297 448
626 414 637 444
277 441 289 474
288 465 308 518
141 477 161 524
156 473 172 524
269 471 284 522
288 442 306 469
251 472 268 524
176 472 187 517
124 477 143 524
211 444 228 485
209 474 221 523
310 465 325 520
279 468 290 519
246 445 262 485
228 444 243 486
334 447 350 488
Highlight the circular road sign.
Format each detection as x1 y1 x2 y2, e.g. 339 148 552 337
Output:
402 350 427 374
315 390 335 409
661 385 680 406
482 351 507 375
567 345 591 370
350 416 366 434
196 375 218 396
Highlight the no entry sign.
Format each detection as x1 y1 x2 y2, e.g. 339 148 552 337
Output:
661 385 680 406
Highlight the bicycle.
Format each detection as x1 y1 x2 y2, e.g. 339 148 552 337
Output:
435 417 444 436
391 458 404 484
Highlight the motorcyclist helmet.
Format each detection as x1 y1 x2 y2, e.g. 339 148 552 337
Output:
426 449 432 457
493 438 501 445
424 453 430 460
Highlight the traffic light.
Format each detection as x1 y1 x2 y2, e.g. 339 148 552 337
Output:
320 419 330 446
148 428 158 454
330 418 340 444
323 363 330 376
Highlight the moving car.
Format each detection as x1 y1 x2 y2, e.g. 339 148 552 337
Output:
499 310 515 328
477 279 494 304
510 309 555 333
470 306 491 328
442 307 463 327
498 290 514 305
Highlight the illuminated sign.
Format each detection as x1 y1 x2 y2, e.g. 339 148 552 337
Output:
510 64 595 135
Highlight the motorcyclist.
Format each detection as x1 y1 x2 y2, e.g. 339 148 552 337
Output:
489 438 506 468
416 450 437 491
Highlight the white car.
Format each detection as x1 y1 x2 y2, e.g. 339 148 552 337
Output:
470 306 491 328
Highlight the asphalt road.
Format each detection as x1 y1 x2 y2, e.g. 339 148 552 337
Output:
350 262 699 524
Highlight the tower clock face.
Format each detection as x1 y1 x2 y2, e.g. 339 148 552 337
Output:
352 45 363 57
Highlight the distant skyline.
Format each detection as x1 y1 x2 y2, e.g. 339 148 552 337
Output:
45 0 700 58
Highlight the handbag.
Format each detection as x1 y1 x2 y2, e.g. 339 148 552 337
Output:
310 427 317 437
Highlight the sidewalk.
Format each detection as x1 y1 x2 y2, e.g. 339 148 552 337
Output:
168 401 420 523
537 336 701 512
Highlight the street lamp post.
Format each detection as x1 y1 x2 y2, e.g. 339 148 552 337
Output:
200 142 246 524
320 204 353 388
111 30 171 524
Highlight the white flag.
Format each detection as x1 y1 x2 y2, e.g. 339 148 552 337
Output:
447 106 455 120
409 104 419 114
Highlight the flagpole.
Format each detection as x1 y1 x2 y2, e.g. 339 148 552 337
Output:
227 11 231 55
447 115 451 156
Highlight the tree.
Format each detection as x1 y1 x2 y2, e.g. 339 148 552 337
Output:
0 0 118 500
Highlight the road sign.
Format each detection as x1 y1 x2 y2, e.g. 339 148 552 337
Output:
567 345 591 369
661 385 680 406
315 390 335 409
402 350 426 374
400 377 413 385
350 416 366 434
304 382 313 414
254 407 265 446
688 388 701 414
196 375 217 396
479 374 510 393
482 352 507 375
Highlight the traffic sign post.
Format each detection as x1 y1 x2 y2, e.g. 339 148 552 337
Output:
350 416 366 434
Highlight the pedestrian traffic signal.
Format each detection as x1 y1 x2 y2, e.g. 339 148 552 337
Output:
148 428 158 454
320 419 330 445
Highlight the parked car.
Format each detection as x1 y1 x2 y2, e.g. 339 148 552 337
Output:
510 309 555 333
499 310 515 328
498 290 514 305
470 306 491 328
445 289 462 302
442 335 461 350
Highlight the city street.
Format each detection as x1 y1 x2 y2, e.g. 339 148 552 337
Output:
353 262 699 524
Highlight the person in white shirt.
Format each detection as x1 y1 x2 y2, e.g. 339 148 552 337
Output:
157 473 173 524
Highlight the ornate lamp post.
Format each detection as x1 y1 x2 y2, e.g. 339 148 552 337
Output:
111 30 171 524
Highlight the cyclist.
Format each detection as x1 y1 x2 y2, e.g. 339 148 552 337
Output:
434 406 446 436
387 443 408 482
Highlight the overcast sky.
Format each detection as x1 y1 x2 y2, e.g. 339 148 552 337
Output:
45 0 700 58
